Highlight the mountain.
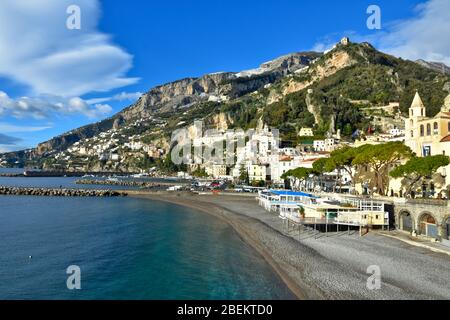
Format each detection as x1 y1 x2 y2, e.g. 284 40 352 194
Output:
416 59 450 75
1 38 450 171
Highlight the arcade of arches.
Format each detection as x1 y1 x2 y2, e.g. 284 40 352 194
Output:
397 207 450 240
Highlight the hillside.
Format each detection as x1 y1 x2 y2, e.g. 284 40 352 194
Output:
1 38 450 171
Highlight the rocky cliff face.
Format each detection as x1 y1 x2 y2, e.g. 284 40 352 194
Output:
122 51 321 119
416 59 450 75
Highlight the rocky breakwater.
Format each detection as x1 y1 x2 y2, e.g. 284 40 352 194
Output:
0 186 127 197
76 179 182 189
0 173 23 177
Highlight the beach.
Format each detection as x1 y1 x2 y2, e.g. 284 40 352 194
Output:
134 192 450 300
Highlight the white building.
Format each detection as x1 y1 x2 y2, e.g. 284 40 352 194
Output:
298 127 314 137
313 138 338 152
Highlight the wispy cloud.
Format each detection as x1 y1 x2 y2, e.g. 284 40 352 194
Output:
0 0 139 97
0 122 52 133
312 0 450 65
0 91 112 119
86 91 143 105
0 133 22 145
375 0 450 65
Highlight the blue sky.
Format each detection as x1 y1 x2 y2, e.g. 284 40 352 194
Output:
0 0 449 152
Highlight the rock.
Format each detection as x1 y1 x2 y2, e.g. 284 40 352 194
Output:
0 186 125 197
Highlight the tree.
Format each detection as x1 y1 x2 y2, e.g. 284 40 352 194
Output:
239 164 250 185
282 167 312 190
327 146 358 192
192 167 209 178
312 158 330 174
390 155 450 197
352 142 413 195
343 123 353 136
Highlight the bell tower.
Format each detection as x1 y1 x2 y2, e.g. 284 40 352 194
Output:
405 91 426 155
409 91 426 119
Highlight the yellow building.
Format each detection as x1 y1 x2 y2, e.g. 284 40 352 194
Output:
398 92 450 195
404 92 450 157
205 164 227 178
299 127 314 137
248 164 267 182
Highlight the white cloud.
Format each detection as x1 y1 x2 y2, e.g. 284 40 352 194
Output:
375 0 450 65
0 0 138 97
86 91 143 105
312 0 450 65
0 123 52 133
0 91 112 119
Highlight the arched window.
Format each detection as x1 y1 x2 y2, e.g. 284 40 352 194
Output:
410 119 414 127
427 123 431 136
420 125 424 136
433 122 438 134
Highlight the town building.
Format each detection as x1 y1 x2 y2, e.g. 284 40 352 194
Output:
298 127 314 137
405 92 450 157
402 92 450 194
313 138 338 152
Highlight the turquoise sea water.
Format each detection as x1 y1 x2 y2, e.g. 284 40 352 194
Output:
0 174 295 300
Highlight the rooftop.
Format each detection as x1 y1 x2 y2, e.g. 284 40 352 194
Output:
270 190 317 198
440 135 450 142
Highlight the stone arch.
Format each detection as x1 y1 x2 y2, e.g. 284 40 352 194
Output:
398 210 413 232
443 215 450 240
418 212 438 238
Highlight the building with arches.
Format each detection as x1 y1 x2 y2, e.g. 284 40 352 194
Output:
402 92 450 195
395 201 450 242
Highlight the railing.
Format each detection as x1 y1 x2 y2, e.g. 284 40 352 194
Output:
406 198 449 207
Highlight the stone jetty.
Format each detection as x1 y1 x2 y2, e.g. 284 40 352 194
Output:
0 186 127 197
76 179 183 189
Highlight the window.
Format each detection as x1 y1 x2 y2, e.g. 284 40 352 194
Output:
433 122 438 134
410 130 414 138
448 122 450 132
420 125 424 136
427 124 431 136
423 146 431 157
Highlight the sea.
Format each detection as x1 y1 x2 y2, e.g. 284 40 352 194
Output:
0 168 294 300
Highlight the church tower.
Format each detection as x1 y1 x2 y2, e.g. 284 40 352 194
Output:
405 91 427 155
409 91 426 119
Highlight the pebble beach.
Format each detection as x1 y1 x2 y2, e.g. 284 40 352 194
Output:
134 192 450 300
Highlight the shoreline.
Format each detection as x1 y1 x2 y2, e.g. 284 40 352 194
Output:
131 191 450 300
132 192 307 300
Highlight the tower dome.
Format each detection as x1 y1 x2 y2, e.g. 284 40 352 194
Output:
445 94 450 108
442 93 450 113
409 91 426 118
411 91 425 109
